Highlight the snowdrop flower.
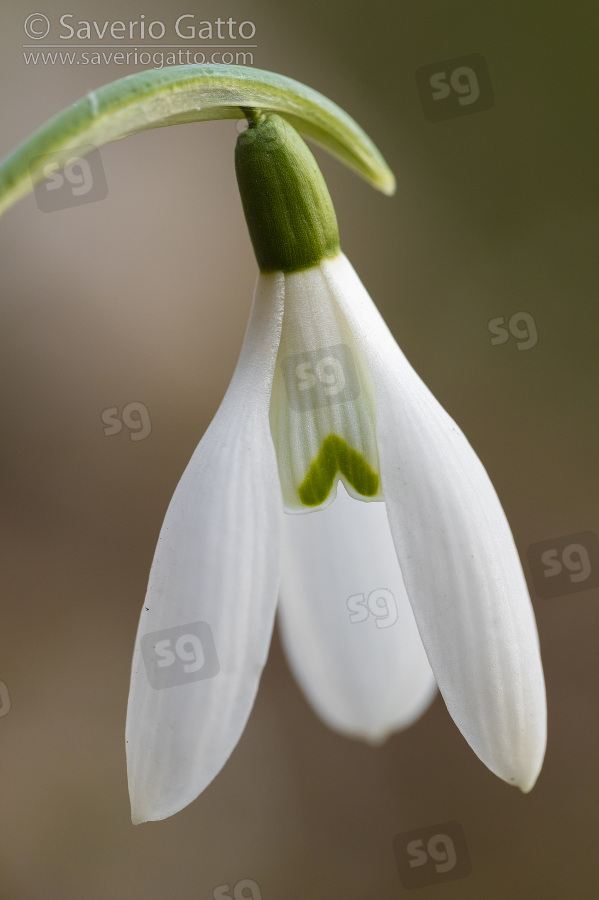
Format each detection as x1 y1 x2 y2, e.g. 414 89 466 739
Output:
0 65 546 826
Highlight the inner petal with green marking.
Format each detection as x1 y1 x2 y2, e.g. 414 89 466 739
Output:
269 260 382 513
298 434 379 507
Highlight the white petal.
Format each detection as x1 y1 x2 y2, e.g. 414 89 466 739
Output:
126 272 285 823
323 254 546 791
269 264 382 512
279 483 437 741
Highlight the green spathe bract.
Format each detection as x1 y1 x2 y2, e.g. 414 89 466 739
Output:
298 433 380 507
235 113 340 272
0 64 395 219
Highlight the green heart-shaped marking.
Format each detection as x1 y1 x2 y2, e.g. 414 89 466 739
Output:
297 433 379 507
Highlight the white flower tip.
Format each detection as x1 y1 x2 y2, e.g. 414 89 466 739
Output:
506 770 539 795
130 809 166 826
518 779 535 795
129 789 186 825
322 674 437 748
127 759 202 824
491 731 546 795
129 791 161 825
515 758 544 794
130 810 147 826
365 733 388 748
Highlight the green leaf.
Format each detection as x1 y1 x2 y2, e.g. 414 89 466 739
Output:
0 64 395 218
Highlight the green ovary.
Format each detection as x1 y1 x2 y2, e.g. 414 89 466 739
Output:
297 433 379 507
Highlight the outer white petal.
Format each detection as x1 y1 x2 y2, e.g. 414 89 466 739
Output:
126 272 284 823
279 482 437 741
323 254 546 791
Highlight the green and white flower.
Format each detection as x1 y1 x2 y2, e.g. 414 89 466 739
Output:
0 66 546 826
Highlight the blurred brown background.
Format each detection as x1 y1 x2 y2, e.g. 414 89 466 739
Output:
1 0 598 897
